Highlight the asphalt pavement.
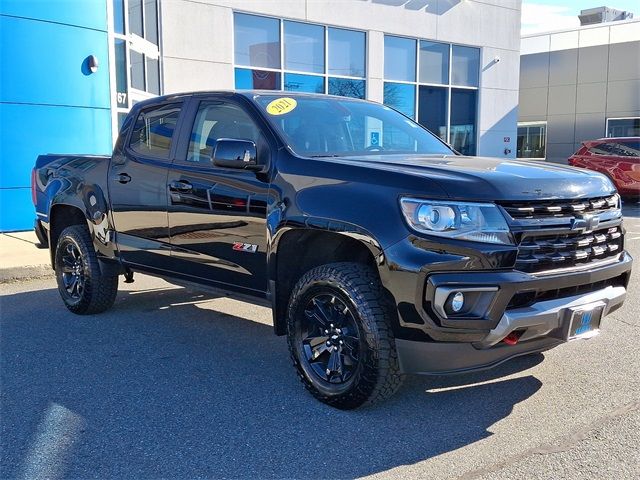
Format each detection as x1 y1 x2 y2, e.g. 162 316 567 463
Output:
1 204 639 479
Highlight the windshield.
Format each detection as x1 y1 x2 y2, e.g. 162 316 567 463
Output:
254 95 454 158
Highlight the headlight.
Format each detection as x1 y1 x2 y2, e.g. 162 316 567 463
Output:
400 198 513 245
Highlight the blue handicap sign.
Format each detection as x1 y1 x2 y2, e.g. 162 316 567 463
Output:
370 132 379 146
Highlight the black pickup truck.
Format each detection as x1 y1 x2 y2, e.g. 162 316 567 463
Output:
32 91 633 409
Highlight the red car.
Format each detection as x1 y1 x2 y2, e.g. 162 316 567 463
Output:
569 137 640 199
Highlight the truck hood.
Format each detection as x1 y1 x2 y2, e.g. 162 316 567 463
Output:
333 154 616 201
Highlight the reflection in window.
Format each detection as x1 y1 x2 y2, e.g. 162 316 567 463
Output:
128 0 143 37
384 36 416 82
418 86 447 141
114 39 128 107
607 118 640 137
130 50 145 90
234 13 281 69
517 123 546 159
384 82 415 118
284 21 324 74
285 73 324 93
235 68 281 90
146 57 160 95
328 78 365 99
130 104 181 158
452 45 480 87
328 28 366 77
419 41 449 85
450 88 477 155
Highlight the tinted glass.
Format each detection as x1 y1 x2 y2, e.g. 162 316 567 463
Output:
284 73 324 93
384 82 415 118
187 102 262 164
255 95 452 157
450 88 477 155
235 68 281 90
114 39 128 108
607 118 640 137
452 45 480 87
144 0 158 44
129 0 143 37
112 0 124 34
284 21 324 74
590 141 640 157
234 13 280 69
418 86 447 141
328 78 365 98
130 50 145 90
130 104 181 158
146 57 160 94
384 36 416 82
517 124 546 159
328 28 365 77
419 41 449 84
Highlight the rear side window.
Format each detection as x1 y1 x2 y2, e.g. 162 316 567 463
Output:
129 103 181 158
589 141 640 157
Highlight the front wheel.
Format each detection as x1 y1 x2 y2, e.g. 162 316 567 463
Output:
54 225 118 314
287 262 403 409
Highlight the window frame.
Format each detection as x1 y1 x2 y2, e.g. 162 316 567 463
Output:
232 12 367 97
516 121 547 160
606 117 640 138
382 34 480 155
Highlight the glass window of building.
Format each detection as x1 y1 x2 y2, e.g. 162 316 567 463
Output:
234 13 281 70
234 14 366 99
130 50 145 90
419 41 449 85
517 122 547 159
451 45 480 87
383 35 480 155
128 0 143 37
450 89 477 155
418 86 448 141
384 83 416 118
113 0 125 34
328 28 365 77
284 21 324 74
384 36 416 82
607 118 640 137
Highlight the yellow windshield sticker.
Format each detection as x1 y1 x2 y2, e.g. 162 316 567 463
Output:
266 97 297 115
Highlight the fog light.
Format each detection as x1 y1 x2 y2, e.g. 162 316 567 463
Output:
451 292 465 312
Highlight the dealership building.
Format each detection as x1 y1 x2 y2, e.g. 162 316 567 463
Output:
518 9 640 163
0 0 522 231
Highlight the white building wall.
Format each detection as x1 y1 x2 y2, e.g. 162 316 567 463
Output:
160 0 521 158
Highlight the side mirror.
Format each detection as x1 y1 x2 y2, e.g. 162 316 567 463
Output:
212 139 259 170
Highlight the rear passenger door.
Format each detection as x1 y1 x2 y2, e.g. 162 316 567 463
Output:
109 101 183 270
166 97 272 294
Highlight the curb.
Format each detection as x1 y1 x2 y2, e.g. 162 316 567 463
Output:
0 265 54 284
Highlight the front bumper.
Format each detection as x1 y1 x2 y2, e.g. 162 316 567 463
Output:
396 284 625 374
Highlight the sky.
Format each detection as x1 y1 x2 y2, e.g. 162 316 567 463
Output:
521 0 639 35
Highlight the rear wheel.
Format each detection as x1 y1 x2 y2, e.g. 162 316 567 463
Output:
287 262 403 409
54 225 118 314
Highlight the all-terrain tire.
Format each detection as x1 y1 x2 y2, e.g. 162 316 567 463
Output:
287 262 404 409
54 225 118 314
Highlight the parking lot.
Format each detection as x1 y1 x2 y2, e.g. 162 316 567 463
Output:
1 204 639 479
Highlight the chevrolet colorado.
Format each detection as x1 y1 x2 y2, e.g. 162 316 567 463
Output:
32 91 633 409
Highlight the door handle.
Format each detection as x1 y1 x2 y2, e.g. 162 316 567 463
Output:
115 173 131 184
169 180 193 192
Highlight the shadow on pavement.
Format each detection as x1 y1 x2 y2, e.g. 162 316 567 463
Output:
1 285 543 479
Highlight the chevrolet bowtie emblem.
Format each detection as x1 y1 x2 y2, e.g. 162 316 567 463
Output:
571 214 600 232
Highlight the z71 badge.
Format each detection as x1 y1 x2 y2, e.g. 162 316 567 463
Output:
232 242 258 253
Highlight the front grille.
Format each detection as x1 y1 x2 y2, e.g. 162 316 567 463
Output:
501 194 619 219
515 225 623 273
507 274 628 309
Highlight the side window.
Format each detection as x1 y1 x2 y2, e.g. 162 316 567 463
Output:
129 103 181 158
589 141 639 157
186 101 262 164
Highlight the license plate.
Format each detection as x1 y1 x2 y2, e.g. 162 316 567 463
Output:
566 303 604 340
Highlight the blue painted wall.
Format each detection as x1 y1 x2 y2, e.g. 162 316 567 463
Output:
0 0 112 231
